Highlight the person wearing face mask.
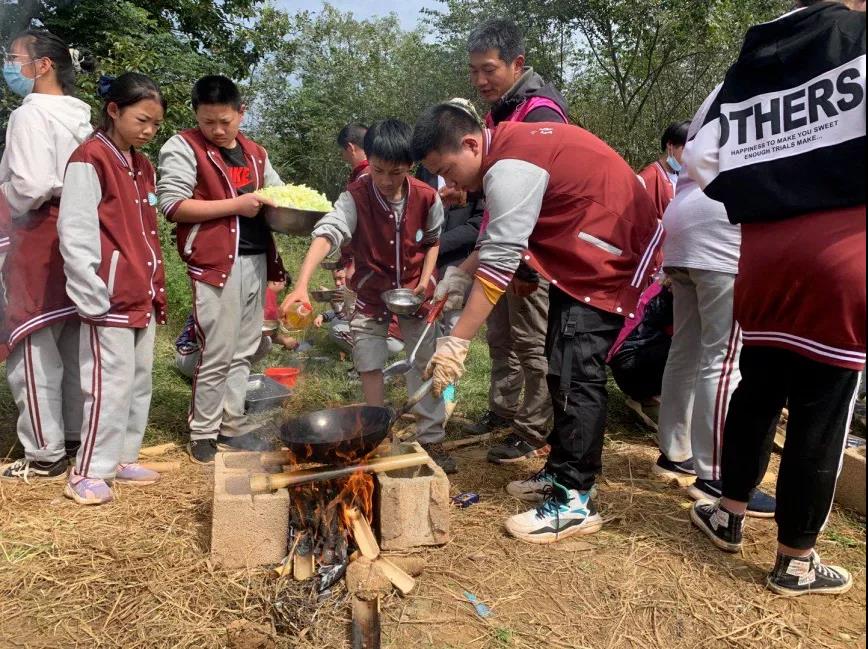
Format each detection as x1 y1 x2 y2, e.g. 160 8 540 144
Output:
638 121 690 219
0 30 96 483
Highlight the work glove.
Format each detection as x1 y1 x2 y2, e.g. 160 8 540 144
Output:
341 285 357 317
424 336 471 397
434 266 473 311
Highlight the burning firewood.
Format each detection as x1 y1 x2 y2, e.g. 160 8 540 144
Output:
346 507 379 560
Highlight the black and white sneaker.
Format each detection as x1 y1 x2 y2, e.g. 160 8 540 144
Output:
217 432 272 452
0 457 68 483
505 480 602 544
688 479 776 518
463 410 511 436
487 433 549 464
188 439 219 465
652 454 696 486
767 551 853 597
690 500 744 553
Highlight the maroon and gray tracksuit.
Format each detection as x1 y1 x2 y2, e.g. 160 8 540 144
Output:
477 121 662 490
157 128 286 441
58 131 168 478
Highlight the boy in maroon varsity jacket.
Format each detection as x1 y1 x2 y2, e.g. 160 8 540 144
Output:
157 75 287 465
413 102 662 543
637 121 689 219
686 0 865 597
57 73 168 505
282 119 452 472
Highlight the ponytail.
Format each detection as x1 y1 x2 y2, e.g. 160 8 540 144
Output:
9 30 96 96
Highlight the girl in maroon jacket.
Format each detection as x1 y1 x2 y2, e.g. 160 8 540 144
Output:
57 73 168 505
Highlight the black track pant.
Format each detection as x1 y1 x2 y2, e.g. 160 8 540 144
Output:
544 287 623 491
722 346 860 549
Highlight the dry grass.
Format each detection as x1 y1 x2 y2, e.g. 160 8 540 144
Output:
0 429 864 649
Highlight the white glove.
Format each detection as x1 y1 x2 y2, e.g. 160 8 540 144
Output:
434 266 473 311
341 285 357 316
424 336 471 397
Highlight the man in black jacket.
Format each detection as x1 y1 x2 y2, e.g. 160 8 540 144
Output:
460 18 569 465
416 165 483 334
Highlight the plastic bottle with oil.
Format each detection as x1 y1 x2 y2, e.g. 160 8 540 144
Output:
282 302 315 331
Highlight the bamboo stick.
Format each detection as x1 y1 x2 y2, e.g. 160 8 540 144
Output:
347 507 380 560
138 442 177 458
137 461 181 472
351 596 381 649
373 557 415 595
249 451 429 493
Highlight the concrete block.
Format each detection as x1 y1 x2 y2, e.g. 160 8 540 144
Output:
835 446 866 516
211 451 289 569
377 443 450 550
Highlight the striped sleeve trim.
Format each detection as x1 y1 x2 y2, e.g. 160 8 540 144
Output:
741 330 866 368
475 264 513 291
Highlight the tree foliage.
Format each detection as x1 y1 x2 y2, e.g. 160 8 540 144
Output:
252 6 468 198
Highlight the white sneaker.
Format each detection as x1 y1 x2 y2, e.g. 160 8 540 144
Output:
505 467 555 503
505 482 602 544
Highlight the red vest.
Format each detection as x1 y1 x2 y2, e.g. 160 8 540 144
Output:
2 199 76 348
346 175 438 320
638 161 675 219
482 123 663 317
165 128 285 288
67 132 168 328
0 193 10 360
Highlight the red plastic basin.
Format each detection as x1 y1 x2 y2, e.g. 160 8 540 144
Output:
264 367 300 388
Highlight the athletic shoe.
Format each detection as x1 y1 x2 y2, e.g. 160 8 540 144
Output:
651 454 696 486
114 463 161 486
687 478 776 518
64 473 113 505
505 467 556 503
505 480 603 544
188 439 219 465
463 411 511 436
625 397 659 432
690 500 744 553
217 432 272 452
421 443 457 475
487 433 549 464
767 551 853 597
0 457 68 483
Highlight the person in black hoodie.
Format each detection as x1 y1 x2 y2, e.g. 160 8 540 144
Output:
457 18 569 466
687 0 865 597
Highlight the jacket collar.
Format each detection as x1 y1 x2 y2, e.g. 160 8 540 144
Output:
94 130 137 172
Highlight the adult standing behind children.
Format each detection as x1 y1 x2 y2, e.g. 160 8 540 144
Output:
0 31 94 482
58 73 168 504
638 122 689 218
157 75 287 465
414 103 662 543
461 18 567 465
687 0 865 596
282 119 452 472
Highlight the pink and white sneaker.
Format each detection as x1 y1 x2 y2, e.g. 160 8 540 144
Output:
114 463 161 486
64 473 113 505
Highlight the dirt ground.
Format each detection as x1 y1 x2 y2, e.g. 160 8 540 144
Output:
0 420 864 649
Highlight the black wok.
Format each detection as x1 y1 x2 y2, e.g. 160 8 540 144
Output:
279 379 433 464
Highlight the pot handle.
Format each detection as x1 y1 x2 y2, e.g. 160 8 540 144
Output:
426 296 448 324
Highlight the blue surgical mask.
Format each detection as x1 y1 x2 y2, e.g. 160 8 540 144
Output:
3 62 35 97
666 155 682 174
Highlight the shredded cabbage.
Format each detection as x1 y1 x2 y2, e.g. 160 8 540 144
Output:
255 184 332 212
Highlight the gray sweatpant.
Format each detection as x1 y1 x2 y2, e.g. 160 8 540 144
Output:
75 319 156 479
485 281 552 442
189 254 266 440
350 313 446 444
658 268 741 481
5 320 82 463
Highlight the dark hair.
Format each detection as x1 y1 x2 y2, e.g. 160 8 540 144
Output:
337 123 368 149
191 75 241 111
10 30 96 96
363 119 414 165
661 121 690 150
411 104 483 161
467 18 525 63
99 72 166 132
